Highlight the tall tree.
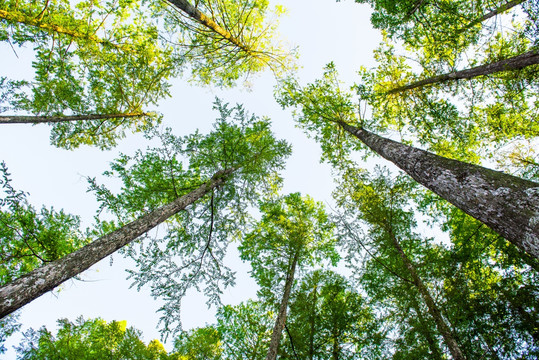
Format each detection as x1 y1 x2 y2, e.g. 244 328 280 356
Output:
0 100 291 320
283 270 382 360
0 0 176 149
335 167 466 359
276 66 539 260
239 193 338 360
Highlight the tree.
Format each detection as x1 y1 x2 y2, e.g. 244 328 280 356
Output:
239 193 338 360
0 0 293 148
174 326 222 360
157 0 293 86
16 316 175 359
0 99 291 320
215 300 273 360
276 65 539 260
335 167 466 359
1 0 177 149
384 50 539 95
282 270 382 360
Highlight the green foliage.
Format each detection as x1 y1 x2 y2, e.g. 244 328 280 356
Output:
1 0 176 149
154 0 294 87
16 316 175 359
239 193 339 304
0 162 89 286
174 326 222 360
282 270 383 360
215 300 272 359
276 63 365 169
88 99 290 337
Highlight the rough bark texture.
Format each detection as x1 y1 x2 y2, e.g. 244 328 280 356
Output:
386 50 539 94
266 252 299 360
389 230 466 360
0 168 235 319
340 122 539 259
165 0 251 53
0 112 146 124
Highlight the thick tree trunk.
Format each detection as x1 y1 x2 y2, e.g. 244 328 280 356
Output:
165 0 251 53
0 112 146 124
389 230 466 360
339 122 539 259
386 50 539 94
0 168 235 319
462 0 528 31
266 252 299 360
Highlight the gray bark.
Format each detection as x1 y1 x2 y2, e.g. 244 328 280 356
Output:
266 251 299 360
339 122 539 259
0 113 146 124
0 168 235 319
386 50 539 94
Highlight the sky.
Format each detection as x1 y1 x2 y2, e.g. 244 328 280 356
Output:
1 0 382 356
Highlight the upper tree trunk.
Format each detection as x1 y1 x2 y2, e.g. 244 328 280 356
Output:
461 0 528 32
0 168 235 319
386 50 539 94
165 0 252 53
389 229 466 360
266 251 299 360
0 112 146 124
0 9 119 49
339 122 539 259
407 287 444 360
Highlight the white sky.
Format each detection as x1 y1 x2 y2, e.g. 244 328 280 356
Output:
1 0 381 356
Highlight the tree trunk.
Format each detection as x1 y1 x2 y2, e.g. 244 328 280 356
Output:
338 122 539 259
165 0 251 53
0 112 146 124
386 50 539 94
0 168 235 319
461 0 527 32
389 230 466 360
407 287 444 359
309 285 317 360
266 251 299 360
0 9 117 48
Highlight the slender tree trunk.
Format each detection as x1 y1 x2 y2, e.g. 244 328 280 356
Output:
0 9 118 48
388 230 466 360
309 285 317 360
461 0 528 32
0 168 235 319
266 251 299 360
338 121 539 259
165 0 252 53
386 50 539 94
0 112 146 124
407 289 444 360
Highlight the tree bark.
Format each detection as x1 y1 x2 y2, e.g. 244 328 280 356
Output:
0 112 146 124
266 251 299 360
386 50 539 94
0 168 235 319
389 229 466 360
338 121 539 259
165 0 252 53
